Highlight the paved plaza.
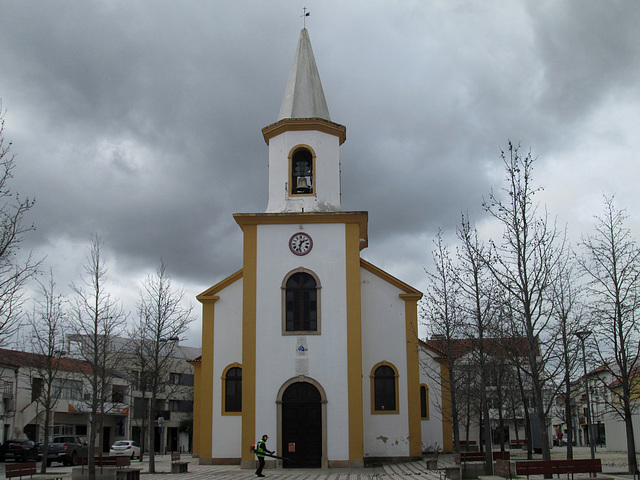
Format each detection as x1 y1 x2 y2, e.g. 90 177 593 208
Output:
1 447 634 480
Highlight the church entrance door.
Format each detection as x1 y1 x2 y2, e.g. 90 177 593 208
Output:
282 382 322 468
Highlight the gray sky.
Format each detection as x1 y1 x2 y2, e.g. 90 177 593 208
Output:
1 1 639 347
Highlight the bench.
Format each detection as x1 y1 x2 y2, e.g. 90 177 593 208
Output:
171 452 189 473
460 440 478 452
6 462 37 480
507 458 607 480
75 456 141 480
510 439 527 449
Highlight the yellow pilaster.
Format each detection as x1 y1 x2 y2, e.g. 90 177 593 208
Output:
195 294 219 462
240 224 258 468
440 362 454 452
345 223 364 466
188 359 202 456
401 293 423 458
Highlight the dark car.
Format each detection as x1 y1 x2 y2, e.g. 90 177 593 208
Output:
0 439 38 462
39 435 88 466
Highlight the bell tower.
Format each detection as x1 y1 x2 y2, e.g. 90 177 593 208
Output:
262 28 346 213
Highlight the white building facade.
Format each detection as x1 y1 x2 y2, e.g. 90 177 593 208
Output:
191 28 450 469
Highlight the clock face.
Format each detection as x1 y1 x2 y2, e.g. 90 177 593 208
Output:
289 232 313 256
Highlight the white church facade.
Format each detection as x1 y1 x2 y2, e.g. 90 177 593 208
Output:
190 28 452 469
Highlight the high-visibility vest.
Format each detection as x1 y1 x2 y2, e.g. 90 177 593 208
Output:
256 439 267 458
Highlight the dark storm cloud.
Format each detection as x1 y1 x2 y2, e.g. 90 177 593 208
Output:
0 1 639 345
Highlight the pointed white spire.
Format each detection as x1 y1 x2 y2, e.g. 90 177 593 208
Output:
278 28 331 121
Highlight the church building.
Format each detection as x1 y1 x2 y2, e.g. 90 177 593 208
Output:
190 28 452 469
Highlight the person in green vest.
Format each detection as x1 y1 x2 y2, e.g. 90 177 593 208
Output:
255 434 274 477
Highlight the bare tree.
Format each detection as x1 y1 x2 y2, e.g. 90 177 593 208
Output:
456 214 498 473
134 260 194 473
482 142 565 461
578 195 640 473
423 230 463 453
548 250 583 459
70 235 127 480
0 106 39 345
27 270 68 473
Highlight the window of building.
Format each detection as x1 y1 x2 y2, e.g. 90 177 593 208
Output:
222 364 242 414
169 399 194 412
170 372 194 386
112 384 127 403
283 270 320 333
420 384 429 419
134 397 149 419
370 362 399 414
31 378 43 403
290 147 314 195
53 379 83 400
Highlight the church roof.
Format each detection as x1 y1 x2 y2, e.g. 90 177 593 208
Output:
277 28 331 121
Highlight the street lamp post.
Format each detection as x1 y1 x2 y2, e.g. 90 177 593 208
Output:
575 330 597 472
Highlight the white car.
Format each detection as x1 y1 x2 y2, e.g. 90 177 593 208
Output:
109 440 141 459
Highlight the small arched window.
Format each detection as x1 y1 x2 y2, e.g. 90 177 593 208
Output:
222 364 242 414
371 362 399 414
420 384 429 419
290 148 313 195
285 272 318 332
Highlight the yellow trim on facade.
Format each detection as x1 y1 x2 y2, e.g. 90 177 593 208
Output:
440 362 454 453
221 362 243 416
361 260 422 295
369 361 400 415
197 269 243 298
401 292 423 458
345 222 364 466
195 294 219 461
234 212 368 250
188 358 202 457
262 118 347 145
240 225 258 468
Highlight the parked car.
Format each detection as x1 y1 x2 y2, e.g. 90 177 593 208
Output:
40 436 88 466
0 439 38 462
109 440 141 459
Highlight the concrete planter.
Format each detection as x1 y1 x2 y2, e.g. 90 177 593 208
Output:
72 467 117 480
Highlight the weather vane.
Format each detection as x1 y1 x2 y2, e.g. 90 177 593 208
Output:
301 7 310 28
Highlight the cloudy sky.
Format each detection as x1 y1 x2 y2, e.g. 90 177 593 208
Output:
1 1 639 347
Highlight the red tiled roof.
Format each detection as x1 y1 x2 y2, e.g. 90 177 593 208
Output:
0 348 94 374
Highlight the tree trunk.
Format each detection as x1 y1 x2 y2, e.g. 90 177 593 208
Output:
564 377 573 460
623 396 638 473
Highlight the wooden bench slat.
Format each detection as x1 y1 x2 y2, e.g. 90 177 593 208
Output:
515 459 602 477
6 462 37 479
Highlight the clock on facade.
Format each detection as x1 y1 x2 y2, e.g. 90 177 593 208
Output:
289 232 313 256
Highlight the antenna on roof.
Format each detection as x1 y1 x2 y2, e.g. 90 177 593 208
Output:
301 7 310 28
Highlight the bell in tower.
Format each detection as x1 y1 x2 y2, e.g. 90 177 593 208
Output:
292 149 313 194
262 28 346 213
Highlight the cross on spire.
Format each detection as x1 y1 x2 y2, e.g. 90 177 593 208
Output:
301 7 310 28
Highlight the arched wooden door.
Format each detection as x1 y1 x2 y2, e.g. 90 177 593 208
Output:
281 382 322 468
